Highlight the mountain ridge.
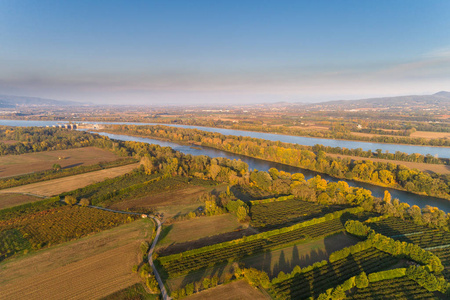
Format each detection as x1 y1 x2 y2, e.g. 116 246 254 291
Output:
0 94 85 108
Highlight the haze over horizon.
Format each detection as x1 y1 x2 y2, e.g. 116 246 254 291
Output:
1 1 449 105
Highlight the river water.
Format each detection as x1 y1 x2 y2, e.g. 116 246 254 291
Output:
1 119 449 211
96 132 450 213
0 119 449 158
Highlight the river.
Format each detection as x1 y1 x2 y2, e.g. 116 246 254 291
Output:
96 131 450 213
0 119 449 158
1 119 449 211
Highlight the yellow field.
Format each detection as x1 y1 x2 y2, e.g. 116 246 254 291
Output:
327 153 450 174
0 219 153 300
0 147 120 178
0 163 139 197
410 131 450 139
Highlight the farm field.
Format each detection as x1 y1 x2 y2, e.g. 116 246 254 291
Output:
101 283 157 300
410 130 450 139
250 198 347 229
0 205 138 258
348 277 438 299
158 217 356 278
165 232 359 293
109 183 208 213
185 280 268 300
0 147 121 178
0 219 153 300
157 214 245 248
269 248 399 299
367 217 432 237
0 163 139 196
240 232 359 277
393 229 450 248
328 153 450 174
0 193 43 209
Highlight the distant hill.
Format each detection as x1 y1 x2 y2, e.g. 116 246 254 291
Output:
304 91 450 111
0 95 84 108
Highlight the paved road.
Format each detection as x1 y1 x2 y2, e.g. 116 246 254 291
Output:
61 201 170 299
147 215 171 300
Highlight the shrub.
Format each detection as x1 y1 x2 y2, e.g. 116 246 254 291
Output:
140 241 150 256
355 272 369 288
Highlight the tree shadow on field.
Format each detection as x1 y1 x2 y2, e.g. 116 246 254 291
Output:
62 162 83 169
178 262 231 293
158 225 173 244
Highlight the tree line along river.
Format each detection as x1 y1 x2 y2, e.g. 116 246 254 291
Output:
96 131 450 213
1 119 449 212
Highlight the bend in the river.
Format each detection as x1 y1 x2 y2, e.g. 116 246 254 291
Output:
96 131 450 213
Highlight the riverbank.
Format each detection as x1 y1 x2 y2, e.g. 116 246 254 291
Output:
97 129 450 203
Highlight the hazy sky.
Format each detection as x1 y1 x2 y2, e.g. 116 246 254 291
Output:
1 1 450 105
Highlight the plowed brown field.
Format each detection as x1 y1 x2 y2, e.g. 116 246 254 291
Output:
0 219 153 300
0 163 139 197
185 280 268 300
0 147 120 178
0 193 43 209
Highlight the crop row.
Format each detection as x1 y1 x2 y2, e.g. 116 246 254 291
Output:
160 218 346 277
393 230 450 249
250 198 346 229
348 277 437 299
270 248 398 299
430 247 450 267
0 206 137 257
367 217 432 237
442 269 450 282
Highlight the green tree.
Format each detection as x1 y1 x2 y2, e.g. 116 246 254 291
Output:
79 198 90 207
64 195 77 206
236 206 249 222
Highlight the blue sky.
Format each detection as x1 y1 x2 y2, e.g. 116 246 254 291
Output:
1 1 449 105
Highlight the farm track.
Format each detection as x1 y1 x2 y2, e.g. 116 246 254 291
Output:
0 163 139 196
